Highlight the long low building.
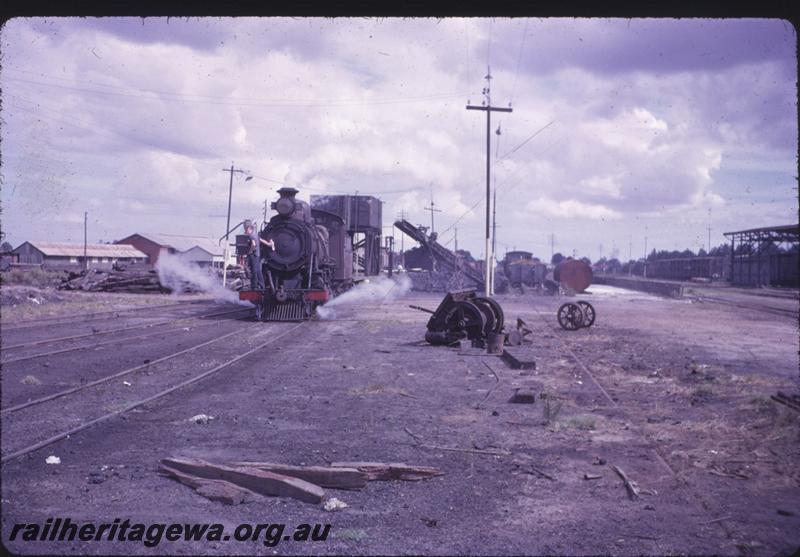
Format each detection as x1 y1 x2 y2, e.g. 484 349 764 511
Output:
115 233 232 268
12 242 147 269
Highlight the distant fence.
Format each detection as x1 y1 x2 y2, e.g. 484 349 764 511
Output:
645 256 728 281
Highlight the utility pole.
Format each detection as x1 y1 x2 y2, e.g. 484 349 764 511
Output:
466 66 513 297
454 227 458 253
263 199 269 224
424 186 442 234
550 233 555 261
490 188 497 295
221 163 252 287
83 211 88 271
707 208 712 253
644 225 648 278
397 210 407 266
629 235 633 275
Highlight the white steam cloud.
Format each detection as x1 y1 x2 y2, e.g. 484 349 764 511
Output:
155 253 250 305
317 275 412 320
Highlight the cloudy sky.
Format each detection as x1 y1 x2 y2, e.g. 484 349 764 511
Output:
1 17 796 261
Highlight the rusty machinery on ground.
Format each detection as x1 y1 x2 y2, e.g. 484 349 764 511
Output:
556 300 596 330
237 188 381 321
411 289 535 350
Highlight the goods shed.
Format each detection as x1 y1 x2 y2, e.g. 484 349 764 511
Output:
723 224 799 287
11 242 147 270
116 233 229 268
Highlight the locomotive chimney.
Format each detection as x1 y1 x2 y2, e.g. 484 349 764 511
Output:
274 187 300 216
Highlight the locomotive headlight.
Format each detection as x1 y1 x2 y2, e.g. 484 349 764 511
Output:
276 197 295 216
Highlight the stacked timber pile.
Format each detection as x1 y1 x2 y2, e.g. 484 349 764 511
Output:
58 269 172 293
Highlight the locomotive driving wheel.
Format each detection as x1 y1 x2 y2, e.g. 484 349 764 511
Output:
443 301 487 340
557 302 584 330
576 301 596 328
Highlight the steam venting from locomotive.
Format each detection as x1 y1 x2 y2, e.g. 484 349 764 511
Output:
316 275 412 320
155 253 250 305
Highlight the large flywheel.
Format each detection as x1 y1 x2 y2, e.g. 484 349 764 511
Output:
443 301 486 340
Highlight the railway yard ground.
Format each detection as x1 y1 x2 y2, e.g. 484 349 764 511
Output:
1 282 798 555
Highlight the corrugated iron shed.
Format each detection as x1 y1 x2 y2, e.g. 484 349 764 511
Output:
125 233 223 256
16 242 147 258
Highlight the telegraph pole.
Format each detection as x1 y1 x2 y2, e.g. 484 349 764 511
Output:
454 227 458 253
83 211 88 271
424 186 442 234
466 66 512 297
396 210 408 267
644 225 648 278
707 208 712 253
263 199 269 224
490 188 498 295
629 235 633 275
221 163 252 286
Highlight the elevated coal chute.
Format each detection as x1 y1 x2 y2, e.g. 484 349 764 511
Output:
394 219 485 292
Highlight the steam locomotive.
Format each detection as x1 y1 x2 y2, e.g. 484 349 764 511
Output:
237 187 382 321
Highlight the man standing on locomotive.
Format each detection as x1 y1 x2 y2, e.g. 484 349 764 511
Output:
244 220 273 290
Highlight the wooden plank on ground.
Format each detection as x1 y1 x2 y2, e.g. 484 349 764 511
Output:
330 461 444 481
159 463 255 505
160 457 325 504
227 462 367 490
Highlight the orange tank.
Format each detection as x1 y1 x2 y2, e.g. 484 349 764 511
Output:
553 259 593 293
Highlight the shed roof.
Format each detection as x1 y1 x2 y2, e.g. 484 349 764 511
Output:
119 233 223 256
14 242 147 258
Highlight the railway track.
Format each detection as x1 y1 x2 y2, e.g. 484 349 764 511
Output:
690 294 798 318
0 317 243 365
1 321 305 463
0 299 210 332
1 305 252 353
526 300 737 540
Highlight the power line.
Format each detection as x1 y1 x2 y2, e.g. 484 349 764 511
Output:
486 19 494 71
497 120 554 161
509 19 530 107
5 74 470 109
248 173 421 196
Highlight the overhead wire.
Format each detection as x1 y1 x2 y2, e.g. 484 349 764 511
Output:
509 19 530 108
4 73 470 109
437 120 557 236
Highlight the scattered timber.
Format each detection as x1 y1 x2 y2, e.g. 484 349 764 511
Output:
59 269 170 293
160 457 325 504
611 464 640 500
159 463 256 505
330 461 444 481
227 462 367 490
161 457 443 505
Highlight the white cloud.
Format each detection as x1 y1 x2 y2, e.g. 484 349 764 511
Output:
524 197 623 220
